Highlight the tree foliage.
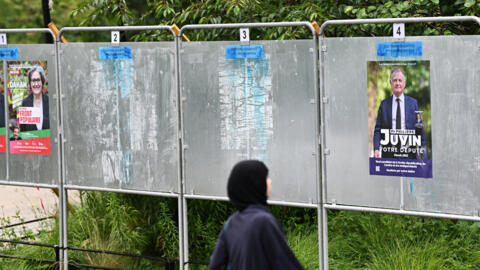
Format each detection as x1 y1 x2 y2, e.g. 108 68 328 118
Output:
72 0 480 42
0 0 87 43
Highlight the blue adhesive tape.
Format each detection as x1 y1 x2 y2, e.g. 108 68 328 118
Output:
99 47 132 59
0 48 18 59
377 42 422 57
226 45 263 59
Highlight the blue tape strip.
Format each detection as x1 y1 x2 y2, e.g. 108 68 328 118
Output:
99 47 132 59
226 45 263 59
0 48 18 59
377 42 422 57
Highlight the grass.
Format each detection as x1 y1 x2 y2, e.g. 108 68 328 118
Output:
1 194 480 270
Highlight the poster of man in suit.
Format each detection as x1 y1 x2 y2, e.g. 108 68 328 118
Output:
368 61 432 178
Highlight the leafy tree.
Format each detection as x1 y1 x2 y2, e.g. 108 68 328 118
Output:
0 0 88 43
72 0 480 42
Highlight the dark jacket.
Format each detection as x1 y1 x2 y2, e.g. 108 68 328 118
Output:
20 92 49 131
209 205 303 270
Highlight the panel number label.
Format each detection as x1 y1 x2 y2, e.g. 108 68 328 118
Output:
240 28 249 42
0 34 6 45
111 31 120 44
393 23 405 38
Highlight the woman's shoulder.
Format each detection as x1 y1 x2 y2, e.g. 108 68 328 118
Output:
245 205 277 223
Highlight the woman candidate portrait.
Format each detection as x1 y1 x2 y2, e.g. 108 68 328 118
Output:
20 65 49 132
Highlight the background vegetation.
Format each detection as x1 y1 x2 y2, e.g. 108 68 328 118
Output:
0 0 479 269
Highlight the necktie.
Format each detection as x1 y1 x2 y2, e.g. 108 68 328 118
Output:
396 98 401 129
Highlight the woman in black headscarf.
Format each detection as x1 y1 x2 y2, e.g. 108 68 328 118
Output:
209 160 303 270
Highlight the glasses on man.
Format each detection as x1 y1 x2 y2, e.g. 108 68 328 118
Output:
31 78 42 83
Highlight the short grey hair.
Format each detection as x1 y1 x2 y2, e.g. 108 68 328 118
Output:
390 68 406 82
27 65 46 86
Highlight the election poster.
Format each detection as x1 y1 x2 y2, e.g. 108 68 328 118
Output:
7 60 50 155
367 61 432 178
0 65 5 153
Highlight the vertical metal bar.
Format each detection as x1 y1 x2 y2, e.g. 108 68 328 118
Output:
318 31 329 270
175 34 185 270
313 29 327 269
3 60 8 181
54 31 67 270
62 188 68 270
54 245 60 270
183 197 189 270
400 177 405 210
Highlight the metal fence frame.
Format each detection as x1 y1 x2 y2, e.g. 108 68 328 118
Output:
56 26 181 270
177 21 321 269
0 29 60 189
318 16 480 270
0 27 64 265
0 17 478 270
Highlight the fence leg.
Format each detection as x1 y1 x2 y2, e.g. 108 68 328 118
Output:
54 245 60 270
165 260 175 270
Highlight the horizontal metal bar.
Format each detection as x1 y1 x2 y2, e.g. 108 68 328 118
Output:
67 246 168 262
184 194 317 208
184 194 229 201
0 216 55 230
0 28 56 41
68 262 121 270
180 22 315 37
319 16 480 37
0 254 56 265
185 260 209 266
64 185 179 198
268 200 318 208
0 239 57 249
0 180 57 189
324 204 480 222
58 25 175 42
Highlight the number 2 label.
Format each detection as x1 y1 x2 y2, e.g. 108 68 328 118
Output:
111 31 120 44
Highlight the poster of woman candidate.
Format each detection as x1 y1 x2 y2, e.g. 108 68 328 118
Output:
7 60 50 155
367 61 432 178
0 65 5 153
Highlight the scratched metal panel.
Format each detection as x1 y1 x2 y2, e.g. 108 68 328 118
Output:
61 42 179 193
324 36 480 216
182 40 318 204
3 44 59 186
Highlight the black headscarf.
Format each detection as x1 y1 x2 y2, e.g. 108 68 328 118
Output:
227 160 269 211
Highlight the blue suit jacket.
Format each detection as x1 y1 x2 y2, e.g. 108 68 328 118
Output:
373 95 426 153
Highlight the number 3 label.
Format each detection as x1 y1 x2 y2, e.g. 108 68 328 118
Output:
0 33 6 45
393 23 405 38
111 31 120 44
240 28 249 42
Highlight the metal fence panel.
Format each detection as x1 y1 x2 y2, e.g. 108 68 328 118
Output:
181 40 318 204
4 44 59 186
323 36 480 216
61 42 179 193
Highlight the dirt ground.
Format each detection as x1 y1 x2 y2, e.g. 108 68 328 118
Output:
0 186 76 233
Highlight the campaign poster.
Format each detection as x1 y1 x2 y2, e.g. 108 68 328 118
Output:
0 65 5 153
367 61 432 178
7 61 50 155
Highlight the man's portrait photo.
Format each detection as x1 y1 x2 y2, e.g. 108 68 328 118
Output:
367 61 432 162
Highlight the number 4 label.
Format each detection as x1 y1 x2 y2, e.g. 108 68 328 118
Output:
240 28 249 42
111 31 120 44
0 33 6 45
393 23 405 38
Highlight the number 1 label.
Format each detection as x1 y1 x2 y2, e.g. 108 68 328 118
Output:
0 34 7 45
240 28 249 42
111 31 120 44
393 23 405 38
